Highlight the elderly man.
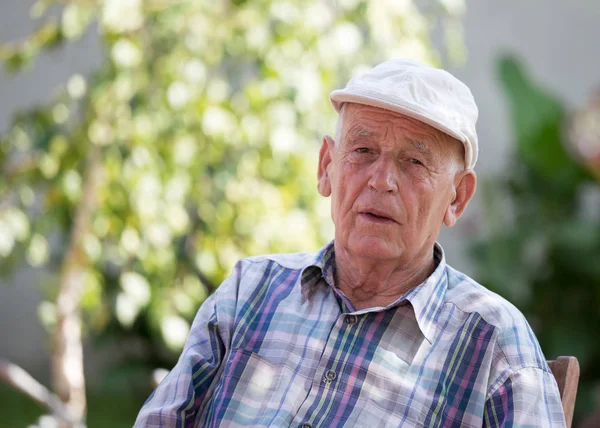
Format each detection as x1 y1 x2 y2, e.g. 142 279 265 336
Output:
135 60 565 427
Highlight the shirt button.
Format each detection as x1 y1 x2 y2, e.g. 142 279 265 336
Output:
301 423 312 428
325 370 336 381
347 315 357 325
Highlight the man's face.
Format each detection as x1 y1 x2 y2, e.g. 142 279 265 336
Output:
318 103 472 264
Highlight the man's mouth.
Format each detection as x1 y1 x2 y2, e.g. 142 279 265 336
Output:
359 211 397 224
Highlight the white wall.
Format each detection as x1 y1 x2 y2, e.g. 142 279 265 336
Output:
2 0 600 377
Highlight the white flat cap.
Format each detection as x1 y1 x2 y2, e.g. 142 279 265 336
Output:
330 59 479 169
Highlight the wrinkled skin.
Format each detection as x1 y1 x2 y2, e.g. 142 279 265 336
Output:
318 103 477 309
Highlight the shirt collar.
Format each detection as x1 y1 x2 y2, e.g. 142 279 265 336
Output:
300 240 335 287
400 243 447 344
300 240 448 344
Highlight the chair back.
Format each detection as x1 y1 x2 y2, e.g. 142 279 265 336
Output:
547 356 580 428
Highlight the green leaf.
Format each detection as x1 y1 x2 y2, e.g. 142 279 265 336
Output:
497 56 586 193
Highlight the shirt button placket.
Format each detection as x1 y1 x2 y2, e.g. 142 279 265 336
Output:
300 423 312 428
323 369 336 386
346 315 357 325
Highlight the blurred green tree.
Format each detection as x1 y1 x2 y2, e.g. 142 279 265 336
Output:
471 56 600 424
0 0 465 425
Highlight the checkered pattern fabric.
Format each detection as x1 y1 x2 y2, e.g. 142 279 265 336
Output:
134 241 565 427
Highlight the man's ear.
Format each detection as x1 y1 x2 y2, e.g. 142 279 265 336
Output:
318 135 335 197
443 170 477 227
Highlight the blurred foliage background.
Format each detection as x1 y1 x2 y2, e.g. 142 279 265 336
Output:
471 56 600 426
0 0 466 426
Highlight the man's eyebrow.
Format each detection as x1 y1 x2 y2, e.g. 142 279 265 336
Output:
407 138 435 160
347 126 376 138
407 138 431 153
358 128 375 137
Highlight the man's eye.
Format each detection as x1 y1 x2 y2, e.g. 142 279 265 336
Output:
355 147 371 154
409 158 424 166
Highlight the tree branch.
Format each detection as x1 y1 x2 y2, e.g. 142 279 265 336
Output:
0 359 79 425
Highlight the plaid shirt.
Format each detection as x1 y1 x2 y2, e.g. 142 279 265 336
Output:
135 241 566 427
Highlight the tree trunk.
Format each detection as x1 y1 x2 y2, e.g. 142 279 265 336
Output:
52 146 102 426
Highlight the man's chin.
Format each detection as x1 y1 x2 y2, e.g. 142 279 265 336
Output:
346 236 403 261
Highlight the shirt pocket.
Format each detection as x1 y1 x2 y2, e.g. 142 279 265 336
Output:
212 348 302 425
353 347 428 427
225 348 285 389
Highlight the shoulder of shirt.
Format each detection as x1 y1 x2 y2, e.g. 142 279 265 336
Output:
443 264 522 327
443 264 550 373
210 251 321 315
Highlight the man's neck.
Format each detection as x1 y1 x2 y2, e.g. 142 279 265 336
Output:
333 244 436 311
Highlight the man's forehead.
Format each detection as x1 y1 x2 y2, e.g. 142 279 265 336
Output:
343 111 444 148
344 103 441 136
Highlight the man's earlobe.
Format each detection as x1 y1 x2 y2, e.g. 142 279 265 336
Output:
317 135 334 197
443 170 477 227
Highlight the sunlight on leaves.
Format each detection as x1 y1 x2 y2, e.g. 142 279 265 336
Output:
0 0 465 369
161 315 190 351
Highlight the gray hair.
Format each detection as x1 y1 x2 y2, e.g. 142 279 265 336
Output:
334 104 345 146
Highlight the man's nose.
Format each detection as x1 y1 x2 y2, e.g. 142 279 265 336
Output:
368 157 399 193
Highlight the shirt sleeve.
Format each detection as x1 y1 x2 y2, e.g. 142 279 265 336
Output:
133 265 241 428
483 367 567 428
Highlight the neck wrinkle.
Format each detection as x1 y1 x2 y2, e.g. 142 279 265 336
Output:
333 243 436 311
